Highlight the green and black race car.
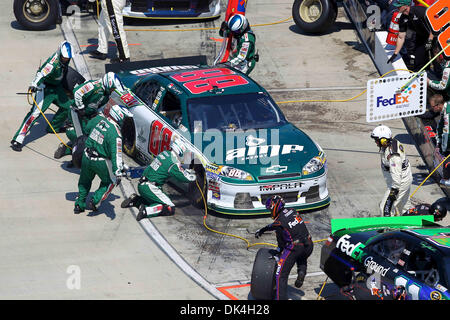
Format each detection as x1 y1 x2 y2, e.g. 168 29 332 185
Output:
320 216 450 300
107 59 330 215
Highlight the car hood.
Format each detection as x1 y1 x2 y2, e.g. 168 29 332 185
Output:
195 123 322 181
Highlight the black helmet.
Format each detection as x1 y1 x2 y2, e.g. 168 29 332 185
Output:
265 195 285 219
430 202 447 221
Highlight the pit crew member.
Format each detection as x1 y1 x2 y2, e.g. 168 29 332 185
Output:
219 14 258 75
74 104 132 214
121 137 197 221
371 125 413 216
254 196 313 300
11 41 73 152
436 99 450 186
427 53 450 99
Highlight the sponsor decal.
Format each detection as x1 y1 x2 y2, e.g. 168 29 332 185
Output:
120 92 140 107
130 65 199 76
265 165 288 174
212 191 221 200
226 144 304 162
425 0 450 57
336 234 367 262
376 90 412 108
167 83 183 95
430 291 442 300
245 135 265 147
364 256 390 276
260 182 301 192
288 216 303 229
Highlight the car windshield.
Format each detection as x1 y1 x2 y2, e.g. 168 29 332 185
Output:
186 93 287 132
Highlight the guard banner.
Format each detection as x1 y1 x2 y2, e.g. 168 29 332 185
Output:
366 72 427 123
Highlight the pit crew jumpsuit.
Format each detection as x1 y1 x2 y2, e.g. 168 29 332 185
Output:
428 60 450 99
256 208 313 300
122 150 196 218
12 51 72 145
229 29 257 75
402 203 432 216
75 114 124 211
97 0 130 61
436 102 450 180
379 139 413 216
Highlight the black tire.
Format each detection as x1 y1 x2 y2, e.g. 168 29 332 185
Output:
292 0 337 34
71 135 87 169
122 117 137 157
14 0 59 31
250 248 278 300
62 66 86 99
188 165 207 208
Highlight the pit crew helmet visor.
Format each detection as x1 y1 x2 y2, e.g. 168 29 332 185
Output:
228 14 248 35
265 195 285 219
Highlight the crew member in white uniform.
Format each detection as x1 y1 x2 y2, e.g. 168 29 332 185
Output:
371 125 413 216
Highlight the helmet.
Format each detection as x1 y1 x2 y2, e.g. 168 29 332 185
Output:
430 202 447 221
265 195 285 219
102 72 125 92
103 104 133 127
227 14 249 35
371 125 392 147
170 137 187 158
59 41 73 60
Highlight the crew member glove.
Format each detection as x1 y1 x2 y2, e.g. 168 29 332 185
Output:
425 39 433 51
387 53 398 64
219 21 229 37
255 229 263 239
28 86 37 93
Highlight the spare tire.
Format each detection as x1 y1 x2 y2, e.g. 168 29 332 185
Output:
14 0 59 31
250 248 278 300
72 135 87 169
292 0 337 34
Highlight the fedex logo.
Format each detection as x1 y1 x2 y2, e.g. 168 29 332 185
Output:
376 94 409 107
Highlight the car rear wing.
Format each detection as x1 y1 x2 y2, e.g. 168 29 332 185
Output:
105 55 208 74
331 215 437 234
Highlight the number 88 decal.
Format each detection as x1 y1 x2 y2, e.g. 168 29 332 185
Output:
149 120 173 155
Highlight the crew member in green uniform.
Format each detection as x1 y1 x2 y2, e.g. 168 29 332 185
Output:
74 104 132 214
121 137 197 221
11 41 73 151
428 54 450 99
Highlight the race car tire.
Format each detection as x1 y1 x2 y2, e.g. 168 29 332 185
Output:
72 135 87 169
122 118 137 157
188 165 207 208
292 0 337 34
62 66 86 99
14 0 59 31
250 248 278 300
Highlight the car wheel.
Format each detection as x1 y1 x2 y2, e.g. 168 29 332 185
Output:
14 0 59 30
292 0 337 34
122 118 136 157
250 248 278 300
188 165 207 208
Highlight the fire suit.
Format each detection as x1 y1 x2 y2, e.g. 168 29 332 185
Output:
75 114 124 211
12 51 72 145
437 102 450 179
229 30 257 75
403 203 432 216
256 208 313 300
428 60 450 99
97 0 130 61
121 150 196 218
379 139 413 216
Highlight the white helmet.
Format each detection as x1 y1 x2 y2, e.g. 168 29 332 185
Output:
170 137 187 158
228 14 249 34
104 104 133 127
102 72 125 92
59 41 73 60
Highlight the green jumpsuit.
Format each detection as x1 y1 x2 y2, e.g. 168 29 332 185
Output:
124 150 196 218
75 114 124 211
12 51 72 145
429 60 450 98
229 30 257 75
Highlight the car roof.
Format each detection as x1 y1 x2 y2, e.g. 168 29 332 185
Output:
403 227 450 256
155 65 265 98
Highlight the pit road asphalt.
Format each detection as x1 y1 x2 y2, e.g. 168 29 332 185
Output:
0 0 447 300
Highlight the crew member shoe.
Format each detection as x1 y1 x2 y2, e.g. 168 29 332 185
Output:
440 179 450 187
74 205 84 214
89 50 107 60
121 193 139 208
110 57 131 64
54 143 68 159
10 140 22 152
136 204 148 221
294 273 305 288
88 200 98 212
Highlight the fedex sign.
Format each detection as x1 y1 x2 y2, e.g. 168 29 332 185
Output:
376 93 409 107
426 0 450 57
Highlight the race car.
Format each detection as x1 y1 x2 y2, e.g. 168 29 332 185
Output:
123 0 221 19
107 58 330 215
320 216 450 300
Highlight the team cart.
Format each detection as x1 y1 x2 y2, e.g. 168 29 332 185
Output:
103 56 330 215
13 0 221 30
319 216 450 300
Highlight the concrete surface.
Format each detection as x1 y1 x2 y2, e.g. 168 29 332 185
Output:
1 0 447 301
